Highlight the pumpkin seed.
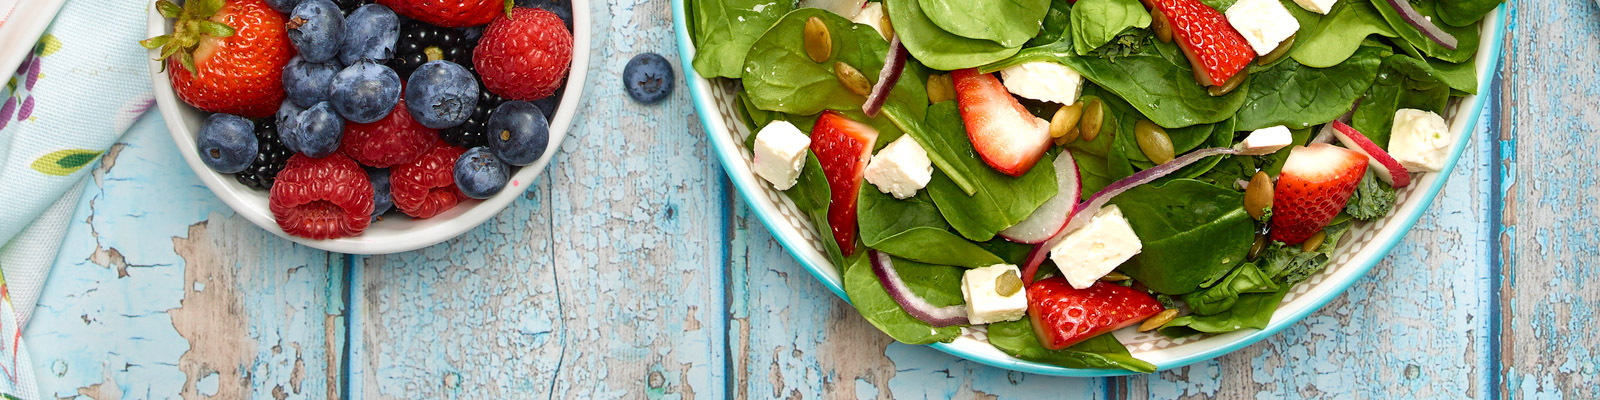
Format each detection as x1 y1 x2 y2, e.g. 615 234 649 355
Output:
1302 231 1327 252
1050 103 1084 138
1134 120 1175 164
995 269 1023 296
1245 171 1273 220
1208 68 1247 96
1258 34 1296 66
1080 98 1104 141
1249 233 1267 260
804 17 832 63
834 62 872 96
1139 309 1180 332
1054 126 1080 146
1152 9 1173 43
1100 271 1131 282
927 74 956 103
881 12 895 39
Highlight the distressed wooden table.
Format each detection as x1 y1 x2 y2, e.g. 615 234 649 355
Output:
24 0 1599 398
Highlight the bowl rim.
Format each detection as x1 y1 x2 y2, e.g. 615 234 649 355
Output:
147 1 591 255
673 1 1508 376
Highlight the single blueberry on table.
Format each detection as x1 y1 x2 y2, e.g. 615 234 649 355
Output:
266 0 302 13
454 147 510 199
404 60 479 129
288 0 344 63
484 101 550 166
274 100 307 153
284 102 345 158
368 167 393 220
197 113 259 174
329 60 400 123
282 56 341 108
340 4 400 65
623 52 674 104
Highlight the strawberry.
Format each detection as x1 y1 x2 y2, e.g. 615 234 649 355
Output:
376 0 504 28
141 0 292 118
1027 278 1164 350
341 98 438 168
951 68 1051 177
1144 0 1254 86
1270 143 1369 244
391 139 467 219
809 111 879 257
269 154 373 239
473 8 574 101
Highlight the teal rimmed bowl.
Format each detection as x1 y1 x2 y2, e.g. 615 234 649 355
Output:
673 3 1508 376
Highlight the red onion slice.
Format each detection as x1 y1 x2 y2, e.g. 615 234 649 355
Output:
863 36 906 118
870 250 970 327
999 151 1082 244
1021 147 1243 277
1385 0 1458 50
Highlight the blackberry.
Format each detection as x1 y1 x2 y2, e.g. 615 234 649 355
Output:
235 119 294 190
389 20 477 79
333 0 372 14
439 85 507 148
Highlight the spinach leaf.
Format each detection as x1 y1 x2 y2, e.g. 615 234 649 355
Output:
880 103 989 195
979 238 1038 265
1181 262 1279 315
785 152 848 268
1287 0 1398 68
921 103 1059 242
1427 57 1479 94
690 0 794 79
1070 148 1115 199
1350 54 1452 147
857 188 1006 267
742 8 930 120
1069 0 1151 56
919 0 1051 48
986 319 1158 373
1344 170 1396 220
1108 179 1255 295
886 0 1023 71
1158 286 1288 337
1234 44 1389 131
1435 0 1501 27
842 254 965 344
1026 0 1076 48
1369 0 1480 63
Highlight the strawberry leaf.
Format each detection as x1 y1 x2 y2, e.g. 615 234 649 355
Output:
198 21 236 38
156 0 183 19
139 35 171 50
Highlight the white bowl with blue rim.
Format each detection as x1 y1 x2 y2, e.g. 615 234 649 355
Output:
673 1 1508 376
148 2 590 254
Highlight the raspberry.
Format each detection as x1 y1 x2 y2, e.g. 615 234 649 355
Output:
391 140 466 219
473 8 573 101
340 98 438 167
269 154 374 239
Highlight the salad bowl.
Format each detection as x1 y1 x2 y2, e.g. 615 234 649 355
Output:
676 0 1507 376
148 1 591 255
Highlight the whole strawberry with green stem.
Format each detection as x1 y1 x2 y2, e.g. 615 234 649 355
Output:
141 0 292 118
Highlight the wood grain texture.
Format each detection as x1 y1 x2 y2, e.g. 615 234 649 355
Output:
1498 1 1600 398
24 114 344 399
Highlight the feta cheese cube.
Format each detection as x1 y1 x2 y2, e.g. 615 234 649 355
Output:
1292 0 1337 14
1388 108 1454 172
999 61 1084 105
961 264 1029 324
1236 125 1294 155
752 121 811 190
1049 205 1143 289
863 135 933 199
1226 0 1301 56
851 2 892 40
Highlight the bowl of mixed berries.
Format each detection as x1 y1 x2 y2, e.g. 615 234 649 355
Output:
141 0 588 253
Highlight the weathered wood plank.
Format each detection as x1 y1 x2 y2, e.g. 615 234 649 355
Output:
1499 1 1600 397
24 114 345 399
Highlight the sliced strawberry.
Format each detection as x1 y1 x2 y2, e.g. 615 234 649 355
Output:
1270 143 1369 244
1329 121 1411 188
1027 278 1164 350
809 111 879 257
951 68 1051 177
1144 0 1255 86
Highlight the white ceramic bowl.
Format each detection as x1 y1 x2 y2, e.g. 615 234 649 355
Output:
674 3 1507 376
148 2 589 254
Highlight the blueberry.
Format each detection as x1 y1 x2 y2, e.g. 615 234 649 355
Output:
485 101 550 166
404 60 479 129
622 52 674 104
330 60 400 123
454 147 510 199
275 100 307 152
283 56 341 108
288 0 344 63
340 4 400 65
266 0 302 13
197 114 259 174
532 87 563 119
368 168 393 220
283 102 345 158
